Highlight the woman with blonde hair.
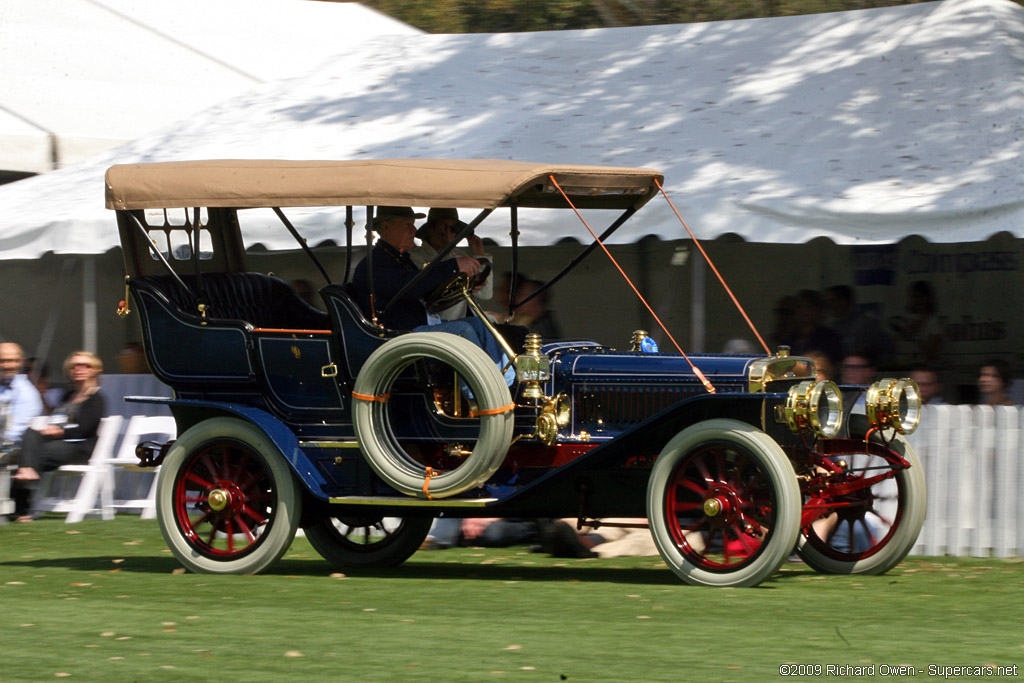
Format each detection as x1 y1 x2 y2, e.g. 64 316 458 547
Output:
12 351 107 521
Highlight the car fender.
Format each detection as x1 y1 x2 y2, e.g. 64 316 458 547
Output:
136 397 333 501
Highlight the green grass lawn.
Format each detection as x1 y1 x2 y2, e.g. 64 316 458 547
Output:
1 516 1021 682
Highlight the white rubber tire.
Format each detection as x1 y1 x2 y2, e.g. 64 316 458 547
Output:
156 417 301 575
647 419 802 588
352 332 513 498
796 435 926 574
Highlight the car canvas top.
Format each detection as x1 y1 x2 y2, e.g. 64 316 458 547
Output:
104 158 664 211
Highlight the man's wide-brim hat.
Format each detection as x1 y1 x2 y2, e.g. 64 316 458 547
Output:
416 207 469 239
374 206 425 228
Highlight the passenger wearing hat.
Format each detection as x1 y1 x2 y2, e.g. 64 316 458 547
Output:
352 207 510 380
410 208 492 321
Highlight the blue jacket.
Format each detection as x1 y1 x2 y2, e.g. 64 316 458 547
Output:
352 241 459 330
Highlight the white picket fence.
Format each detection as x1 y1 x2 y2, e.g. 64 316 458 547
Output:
906 404 1024 558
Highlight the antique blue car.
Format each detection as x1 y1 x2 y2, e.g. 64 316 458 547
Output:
106 159 925 587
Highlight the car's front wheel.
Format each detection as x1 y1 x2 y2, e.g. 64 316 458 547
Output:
647 419 801 588
796 434 926 574
155 417 301 575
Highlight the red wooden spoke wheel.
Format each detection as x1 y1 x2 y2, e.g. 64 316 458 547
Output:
648 419 801 588
664 443 776 570
797 435 926 575
173 441 276 558
156 418 301 574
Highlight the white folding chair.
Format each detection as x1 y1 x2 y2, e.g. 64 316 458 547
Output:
101 415 176 520
34 416 123 523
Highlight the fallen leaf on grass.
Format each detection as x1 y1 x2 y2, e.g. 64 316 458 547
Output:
100 632 116 637
55 673 71 677
503 645 522 651
329 572 347 579
171 568 186 575
112 559 125 564
65 530 81 535
6 581 25 585
284 651 304 658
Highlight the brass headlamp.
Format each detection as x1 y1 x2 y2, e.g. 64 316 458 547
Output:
865 378 921 435
782 380 844 438
516 333 550 400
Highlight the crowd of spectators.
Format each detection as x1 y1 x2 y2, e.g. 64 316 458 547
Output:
1 344 109 522
763 280 1017 406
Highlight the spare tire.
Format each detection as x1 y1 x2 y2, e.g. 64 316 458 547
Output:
352 332 514 498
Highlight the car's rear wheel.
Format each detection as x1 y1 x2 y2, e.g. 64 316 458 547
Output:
647 419 801 588
304 515 432 568
797 435 926 574
155 417 301 575
352 332 513 498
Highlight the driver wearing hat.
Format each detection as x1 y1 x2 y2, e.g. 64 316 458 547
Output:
352 207 508 378
410 208 492 321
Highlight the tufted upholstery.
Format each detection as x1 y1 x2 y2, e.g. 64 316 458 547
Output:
133 272 330 330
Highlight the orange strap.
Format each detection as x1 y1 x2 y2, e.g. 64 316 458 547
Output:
422 466 436 499
470 402 516 417
549 175 715 395
352 391 390 403
655 179 771 355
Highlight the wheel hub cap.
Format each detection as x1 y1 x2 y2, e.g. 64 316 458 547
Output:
703 497 724 516
207 488 231 511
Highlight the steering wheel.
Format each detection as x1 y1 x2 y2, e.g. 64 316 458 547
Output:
425 261 491 313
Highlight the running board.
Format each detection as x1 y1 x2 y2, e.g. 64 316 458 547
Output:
328 496 498 507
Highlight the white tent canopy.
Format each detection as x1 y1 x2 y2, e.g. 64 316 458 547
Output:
0 0 1021 257
0 0 419 174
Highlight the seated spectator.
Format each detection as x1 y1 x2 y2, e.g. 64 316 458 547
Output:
893 280 943 367
509 279 562 341
909 364 946 405
825 284 891 367
840 350 878 413
12 351 107 522
784 290 843 367
978 359 1014 406
0 343 43 454
804 350 833 382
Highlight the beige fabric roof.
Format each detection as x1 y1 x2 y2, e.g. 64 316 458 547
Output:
104 159 663 212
